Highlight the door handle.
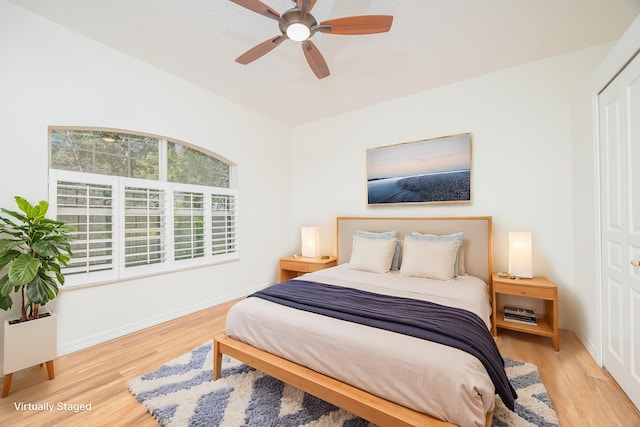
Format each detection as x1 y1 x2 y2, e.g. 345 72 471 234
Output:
632 259 640 267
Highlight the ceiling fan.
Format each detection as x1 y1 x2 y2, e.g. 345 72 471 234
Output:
229 0 393 79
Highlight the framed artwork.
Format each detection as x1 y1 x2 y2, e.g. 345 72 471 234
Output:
367 133 472 205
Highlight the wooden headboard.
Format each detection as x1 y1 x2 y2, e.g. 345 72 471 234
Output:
336 216 493 284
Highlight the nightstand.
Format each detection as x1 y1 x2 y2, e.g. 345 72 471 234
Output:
491 274 559 351
279 256 337 282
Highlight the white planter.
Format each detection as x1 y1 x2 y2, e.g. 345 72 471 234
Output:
3 310 57 375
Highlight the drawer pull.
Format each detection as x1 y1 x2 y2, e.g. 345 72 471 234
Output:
632 259 640 267
520 290 525 295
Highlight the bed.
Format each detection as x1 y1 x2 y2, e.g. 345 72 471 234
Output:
214 216 514 427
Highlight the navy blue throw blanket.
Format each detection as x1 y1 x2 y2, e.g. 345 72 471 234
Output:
250 279 517 410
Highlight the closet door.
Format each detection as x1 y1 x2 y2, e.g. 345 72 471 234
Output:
599 52 640 410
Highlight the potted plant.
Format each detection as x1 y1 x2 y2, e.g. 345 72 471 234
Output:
0 196 74 397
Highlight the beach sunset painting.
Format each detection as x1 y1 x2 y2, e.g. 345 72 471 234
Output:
367 133 472 205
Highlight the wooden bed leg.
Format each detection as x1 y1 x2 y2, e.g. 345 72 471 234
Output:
485 410 493 427
213 339 222 380
45 360 55 380
2 373 12 398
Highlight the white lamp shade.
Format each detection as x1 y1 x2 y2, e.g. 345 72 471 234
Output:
301 226 320 258
509 232 533 278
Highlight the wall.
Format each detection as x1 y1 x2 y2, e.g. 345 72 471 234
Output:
0 0 291 369
289 44 613 331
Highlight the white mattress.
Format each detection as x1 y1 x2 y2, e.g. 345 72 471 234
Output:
225 264 496 427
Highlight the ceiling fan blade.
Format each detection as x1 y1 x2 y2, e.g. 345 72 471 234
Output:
319 15 393 35
235 35 285 65
297 0 318 15
302 40 329 79
229 0 280 21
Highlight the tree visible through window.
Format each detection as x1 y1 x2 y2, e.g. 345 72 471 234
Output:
168 142 229 188
51 130 159 180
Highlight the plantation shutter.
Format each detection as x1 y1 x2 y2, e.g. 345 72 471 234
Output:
123 185 167 268
52 171 117 282
211 194 237 255
173 191 205 261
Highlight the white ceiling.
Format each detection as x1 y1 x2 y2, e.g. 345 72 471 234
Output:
10 0 640 127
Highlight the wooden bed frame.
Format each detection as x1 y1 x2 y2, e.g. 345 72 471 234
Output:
214 216 494 427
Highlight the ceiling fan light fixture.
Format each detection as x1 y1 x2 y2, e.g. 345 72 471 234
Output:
286 22 310 41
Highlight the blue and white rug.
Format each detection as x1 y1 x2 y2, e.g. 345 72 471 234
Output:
128 341 559 427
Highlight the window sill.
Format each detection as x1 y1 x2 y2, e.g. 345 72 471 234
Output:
61 256 240 290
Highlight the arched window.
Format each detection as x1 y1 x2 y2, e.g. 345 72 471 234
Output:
48 128 238 287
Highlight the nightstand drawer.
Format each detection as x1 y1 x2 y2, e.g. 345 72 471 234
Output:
308 261 336 272
494 281 555 299
279 256 338 282
280 260 309 273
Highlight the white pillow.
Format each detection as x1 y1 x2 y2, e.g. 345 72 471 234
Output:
353 229 401 270
400 238 460 280
349 235 398 273
410 231 465 276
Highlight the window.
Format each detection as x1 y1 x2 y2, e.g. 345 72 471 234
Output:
55 177 115 280
168 142 229 187
50 129 159 180
49 128 238 287
211 194 237 255
173 190 205 261
124 185 166 268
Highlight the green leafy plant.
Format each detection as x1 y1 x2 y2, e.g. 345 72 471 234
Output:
0 196 74 322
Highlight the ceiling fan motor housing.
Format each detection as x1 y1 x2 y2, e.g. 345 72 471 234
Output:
279 8 318 38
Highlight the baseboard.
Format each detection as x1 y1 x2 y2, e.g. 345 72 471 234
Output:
56 283 270 357
575 328 601 366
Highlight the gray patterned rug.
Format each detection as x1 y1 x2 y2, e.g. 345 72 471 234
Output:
128 341 559 427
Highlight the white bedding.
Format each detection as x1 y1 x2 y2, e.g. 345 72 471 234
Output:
225 264 496 427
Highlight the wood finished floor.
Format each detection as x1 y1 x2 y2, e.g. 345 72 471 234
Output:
1 299 639 427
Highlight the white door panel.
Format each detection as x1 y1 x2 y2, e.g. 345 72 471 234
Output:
603 93 623 233
601 75 628 388
599 51 640 411
607 241 623 271
606 277 624 362
632 289 640 385
628 58 640 408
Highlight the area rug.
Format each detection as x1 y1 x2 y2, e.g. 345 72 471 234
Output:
128 341 559 427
